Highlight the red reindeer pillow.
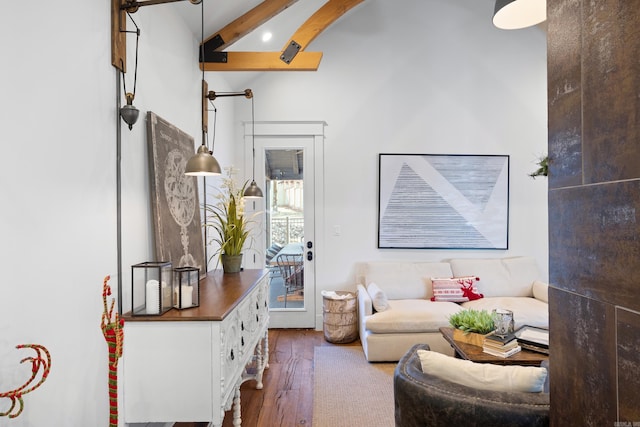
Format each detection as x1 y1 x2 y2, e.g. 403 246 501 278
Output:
430 276 483 302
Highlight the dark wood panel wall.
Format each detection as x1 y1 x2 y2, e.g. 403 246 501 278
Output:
547 0 640 425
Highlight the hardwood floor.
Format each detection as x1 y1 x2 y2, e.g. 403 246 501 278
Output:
174 329 361 427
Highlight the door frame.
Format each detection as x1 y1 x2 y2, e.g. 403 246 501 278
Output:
243 121 326 329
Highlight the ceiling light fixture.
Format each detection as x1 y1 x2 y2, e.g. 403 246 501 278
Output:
493 0 546 30
115 0 203 130
185 0 221 176
196 88 263 198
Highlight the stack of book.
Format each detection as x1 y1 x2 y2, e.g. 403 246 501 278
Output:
514 325 550 354
482 333 521 358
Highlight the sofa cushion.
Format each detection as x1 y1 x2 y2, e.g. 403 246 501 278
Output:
367 282 390 312
365 299 461 333
362 262 453 300
417 349 548 393
461 297 549 329
532 280 548 303
431 276 483 302
502 256 542 296
448 257 539 298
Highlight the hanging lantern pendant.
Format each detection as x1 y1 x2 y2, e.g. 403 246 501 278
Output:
120 92 139 131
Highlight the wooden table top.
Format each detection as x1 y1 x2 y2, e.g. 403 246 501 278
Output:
123 269 268 322
439 327 548 366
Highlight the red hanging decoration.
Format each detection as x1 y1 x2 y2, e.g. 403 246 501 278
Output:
0 344 51 418
101 275 124 427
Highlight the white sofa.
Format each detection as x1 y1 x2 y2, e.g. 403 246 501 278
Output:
356 256 549 362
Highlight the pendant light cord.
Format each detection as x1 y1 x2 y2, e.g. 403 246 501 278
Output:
200 0 208 150
210 101 217 152
121 12 140 98
251 96 256 181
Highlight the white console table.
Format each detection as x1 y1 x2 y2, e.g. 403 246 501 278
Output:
122 269 269 426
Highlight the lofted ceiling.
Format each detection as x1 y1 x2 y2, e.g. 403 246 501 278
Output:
113 0 364 77
171 0 325 52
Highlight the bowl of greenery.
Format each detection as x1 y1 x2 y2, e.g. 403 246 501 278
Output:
448 309 495 346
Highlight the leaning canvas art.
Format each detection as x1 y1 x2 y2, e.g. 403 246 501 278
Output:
147 111 206 276
378 153 509 249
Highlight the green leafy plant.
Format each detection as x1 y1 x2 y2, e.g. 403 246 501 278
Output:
204 167 257 265
529 154 549 179
448 309 495 334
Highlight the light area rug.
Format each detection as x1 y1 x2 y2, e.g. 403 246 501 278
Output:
312 346 396 427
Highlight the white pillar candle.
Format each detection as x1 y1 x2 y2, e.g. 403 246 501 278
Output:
146 279 160 314
180 285 193 308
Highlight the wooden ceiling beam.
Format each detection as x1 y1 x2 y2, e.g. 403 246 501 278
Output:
282 0 363 52
201 51 323 71
203 0 299 51
202 0 363 71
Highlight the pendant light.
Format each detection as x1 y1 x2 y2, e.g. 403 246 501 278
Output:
493 0 546 30
119 12 141 130
185 0 221 176
243 95 264 198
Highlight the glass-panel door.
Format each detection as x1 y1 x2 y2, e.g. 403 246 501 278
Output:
257 137 315 328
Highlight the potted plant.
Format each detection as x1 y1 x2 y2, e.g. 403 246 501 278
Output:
448 309 495 346
204 168 255 273
529 154 549 179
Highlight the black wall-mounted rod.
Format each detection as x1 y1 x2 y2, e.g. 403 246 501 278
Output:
206 89 253 101
121 0 199 12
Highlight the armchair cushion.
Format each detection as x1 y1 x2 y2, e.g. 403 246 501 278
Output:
417 349 547 393
394 344 550 427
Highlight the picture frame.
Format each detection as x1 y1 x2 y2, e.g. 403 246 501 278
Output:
378 153 509 249
147 111 206 276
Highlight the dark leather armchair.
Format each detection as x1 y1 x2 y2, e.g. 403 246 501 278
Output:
394 344 550 427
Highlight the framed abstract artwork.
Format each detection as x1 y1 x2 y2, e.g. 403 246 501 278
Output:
378 153 509 249
147 111 206 276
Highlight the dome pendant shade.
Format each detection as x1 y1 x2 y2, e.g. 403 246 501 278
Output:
243 180 264 198
185 145 221 176
120 92 139 130
493 0 546 30
120 104 139 130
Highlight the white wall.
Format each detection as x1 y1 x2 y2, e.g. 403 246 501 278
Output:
0 1 220 426
232 0 549 328
0 0 547 424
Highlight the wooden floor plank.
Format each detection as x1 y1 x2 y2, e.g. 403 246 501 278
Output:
173 329 358 427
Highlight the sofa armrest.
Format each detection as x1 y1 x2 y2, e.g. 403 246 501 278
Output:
357 284 373 317
532 280 549 303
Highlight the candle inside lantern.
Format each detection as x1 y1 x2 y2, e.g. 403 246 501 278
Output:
146 279 160 314
176 285 193 308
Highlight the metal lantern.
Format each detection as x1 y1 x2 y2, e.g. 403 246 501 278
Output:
173 266 200 310
131 261 173 316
